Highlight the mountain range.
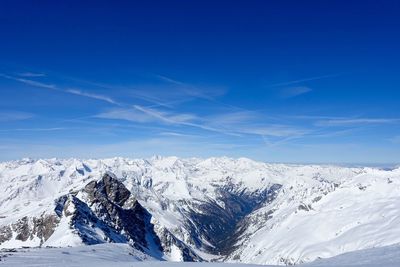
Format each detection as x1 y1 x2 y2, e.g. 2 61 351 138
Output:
0 156 399 265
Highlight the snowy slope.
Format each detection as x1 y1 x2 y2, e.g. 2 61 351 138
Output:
304 244 400 267
0 157 399 265
0 243 156 267
227 165 400 265
1 243 400 267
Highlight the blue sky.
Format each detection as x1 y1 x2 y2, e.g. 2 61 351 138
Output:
1 0 400 164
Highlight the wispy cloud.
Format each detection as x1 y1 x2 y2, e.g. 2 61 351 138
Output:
156 74 186 86
18 72 46 77
96 106 198 125
118 106 244 136
158 132 200 138
156 74 226 101
0 73 119 105
285 115 345 120
66 89 120 105
0 73 57 90
316 118 400 127
133 105 197 124
67 79 176 108
280 86 312 98
310 127 363 138
266 73 341 88
2 71 227 112
0 127 66 132
205 111 309 137
238 125 308 137
0 111 34 122
95 106 233 136
95 107 308 140
282 114 400 127
95 108 159 123
262 134 305 147
206 111 256 125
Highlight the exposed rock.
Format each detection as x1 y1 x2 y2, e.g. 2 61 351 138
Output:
32 215 59 244
0 226 12 244
156 227 203 261
13 217 30 241
298 203 312 211
312 196 322 203
0 214 59 246
84 172 131 207
53 174 166 257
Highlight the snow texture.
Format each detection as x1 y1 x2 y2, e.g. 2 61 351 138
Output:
1 243 400 267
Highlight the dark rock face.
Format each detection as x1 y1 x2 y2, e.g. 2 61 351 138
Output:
84 172 131 207
32 215 59 242
298 203 312 211
13 217 30 241
51 173 203 261
82 173 158 250
60 195 126 245
55 173 161 252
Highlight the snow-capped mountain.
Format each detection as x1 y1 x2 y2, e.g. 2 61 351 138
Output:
0 156 399 265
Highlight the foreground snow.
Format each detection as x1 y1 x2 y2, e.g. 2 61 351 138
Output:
304 244 400 267
1 243 400 267
0 243 154 266
0 243 260 267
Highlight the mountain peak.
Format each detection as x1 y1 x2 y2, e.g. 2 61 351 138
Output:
84 172 131 207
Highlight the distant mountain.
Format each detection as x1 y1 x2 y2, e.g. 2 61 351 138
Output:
0 157 399 265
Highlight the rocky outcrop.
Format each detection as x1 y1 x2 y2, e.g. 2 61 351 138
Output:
52 173 202 261
154 226 203 261
32 215 59 242
84 172 131 207
0 226 12 244
0 214 59 246
54 173 160 251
